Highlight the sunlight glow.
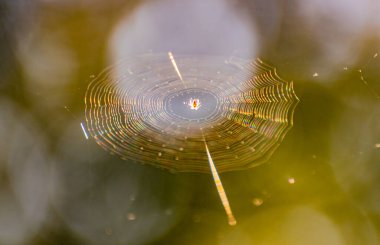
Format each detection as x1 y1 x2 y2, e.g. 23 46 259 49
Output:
204 140 236 226
288 177 295 184
81 122 89 139
168 51 186 88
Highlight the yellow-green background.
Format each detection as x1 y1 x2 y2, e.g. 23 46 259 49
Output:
0 0 379 244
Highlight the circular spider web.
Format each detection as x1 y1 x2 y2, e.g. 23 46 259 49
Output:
85 54 299 173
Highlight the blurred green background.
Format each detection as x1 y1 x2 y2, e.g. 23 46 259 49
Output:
0 0 379 244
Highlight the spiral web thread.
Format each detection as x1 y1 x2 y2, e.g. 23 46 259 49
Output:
84 54 298 225
85 54 298 173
